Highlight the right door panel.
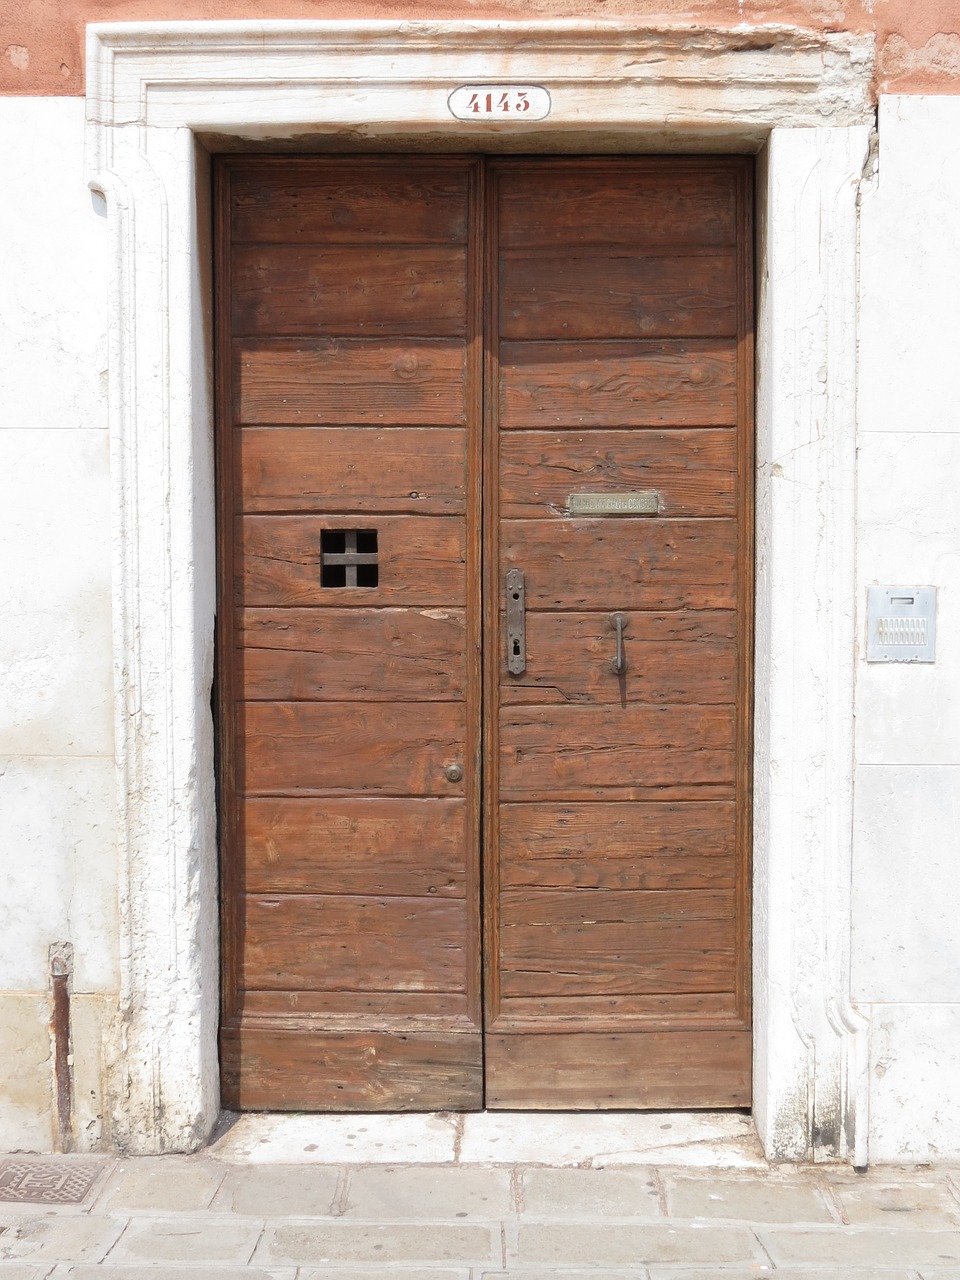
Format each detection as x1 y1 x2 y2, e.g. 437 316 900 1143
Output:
485 158 754 1109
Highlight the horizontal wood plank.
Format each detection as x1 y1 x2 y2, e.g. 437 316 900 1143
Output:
499 611 736 704
495 991 739 1027
229 162 471 245
242 796 468 896
499 703 736 799
239 515 466 608
484 1029 751 1108
499 340 736 428
221 1024 482 1110
242 794 466 896
499 913 736 997
499 801 736 890
242 701 466 796
237 339 467 425
232 245 467 337
500 251 737 340
499 428 736 519
496 165 738 249
241 893 469 991
238 427 466 514
501 519 738 611
239 607 467 701
239 990 472 1020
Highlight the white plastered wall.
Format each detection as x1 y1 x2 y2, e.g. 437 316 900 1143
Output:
853 95 960 1162
0 97 116 1151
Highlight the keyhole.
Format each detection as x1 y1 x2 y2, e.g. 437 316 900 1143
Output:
512 638 521 656
512 591 520 600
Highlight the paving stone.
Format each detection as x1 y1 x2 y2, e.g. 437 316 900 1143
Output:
300 1272 470 1279
341 1166 512 1220
762 1227 960 1266
830 1179 960 1227
521 1168 661 1218
0 1215 123 1263
486 1271 649 1279
94 1158 226 1212
106 1218 262 1264
257 1222 497 1265
647 1271 918 1280
518 1222 764 1266
661 1171 834 1223
0 1268 53 1278
67 1271 296 1279
211 1164 340 1217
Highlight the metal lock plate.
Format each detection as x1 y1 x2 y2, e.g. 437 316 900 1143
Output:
506 568 526 674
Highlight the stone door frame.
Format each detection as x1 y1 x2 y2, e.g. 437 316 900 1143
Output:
85 18 874 1158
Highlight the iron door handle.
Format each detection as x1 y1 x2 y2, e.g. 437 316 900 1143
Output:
610 612 627 674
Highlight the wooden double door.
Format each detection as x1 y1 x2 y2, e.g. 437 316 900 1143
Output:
216 155 754 1111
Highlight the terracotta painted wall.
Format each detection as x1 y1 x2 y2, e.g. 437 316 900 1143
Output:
2 0 959 98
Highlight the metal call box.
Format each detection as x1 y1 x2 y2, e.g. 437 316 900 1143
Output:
866 586 937 663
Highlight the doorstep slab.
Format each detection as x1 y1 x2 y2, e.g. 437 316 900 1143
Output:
211 1114 458 1164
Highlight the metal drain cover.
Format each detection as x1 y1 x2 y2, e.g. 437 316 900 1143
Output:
0 1158 105 1205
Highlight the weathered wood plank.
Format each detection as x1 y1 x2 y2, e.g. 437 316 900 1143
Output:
241 894 469 991
499 611 737 705
221 1024 482 1110
498 801 736 890
230 162 470 245
499 428 736 519
500 518 738 611
239 608 467 701
484 1030 751 1109
495 992 739 1025
237 339 467 425
239 990 472 1019
499 340 736 428
242 701 466 796
233 245 468 338
500 250 737 340
496 165 738 249
238 427 466 514
242 796 467 896
239 515 466 608
499 704 736 799
498 913 736 996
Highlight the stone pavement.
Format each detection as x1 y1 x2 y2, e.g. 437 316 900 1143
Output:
2 1113 960 1278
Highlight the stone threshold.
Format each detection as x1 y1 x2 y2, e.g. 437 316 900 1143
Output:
209 1110 765 1168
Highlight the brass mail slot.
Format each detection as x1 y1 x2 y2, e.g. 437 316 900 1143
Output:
567 491 660 516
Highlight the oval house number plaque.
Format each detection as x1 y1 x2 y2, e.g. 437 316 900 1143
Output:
448 84 552 122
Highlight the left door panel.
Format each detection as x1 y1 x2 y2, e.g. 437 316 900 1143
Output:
216 157 483 1110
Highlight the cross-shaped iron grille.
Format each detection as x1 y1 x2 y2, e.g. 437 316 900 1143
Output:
320 529 379 588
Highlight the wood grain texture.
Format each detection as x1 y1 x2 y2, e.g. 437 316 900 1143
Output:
239 515 466 607
496 992 739 1027
499 340 737 428
230 162 470 245
499 611 737 705
500 251 737 340
232 245 467 337
499 704 736 800
237 339 467 425
238 427 466 514
484 1030 751 1109
242 701 466 797
239 608 467 702
501 518 738 611
496 166 738 249
499 801 736 890
242 796 467 896
499 428 736 519
221 1025 482 1111
241 893 470 991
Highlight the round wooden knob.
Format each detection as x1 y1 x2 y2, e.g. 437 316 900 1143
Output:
443 764 463 783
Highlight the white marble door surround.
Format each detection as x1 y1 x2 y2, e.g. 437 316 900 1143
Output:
84 19 875 1158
